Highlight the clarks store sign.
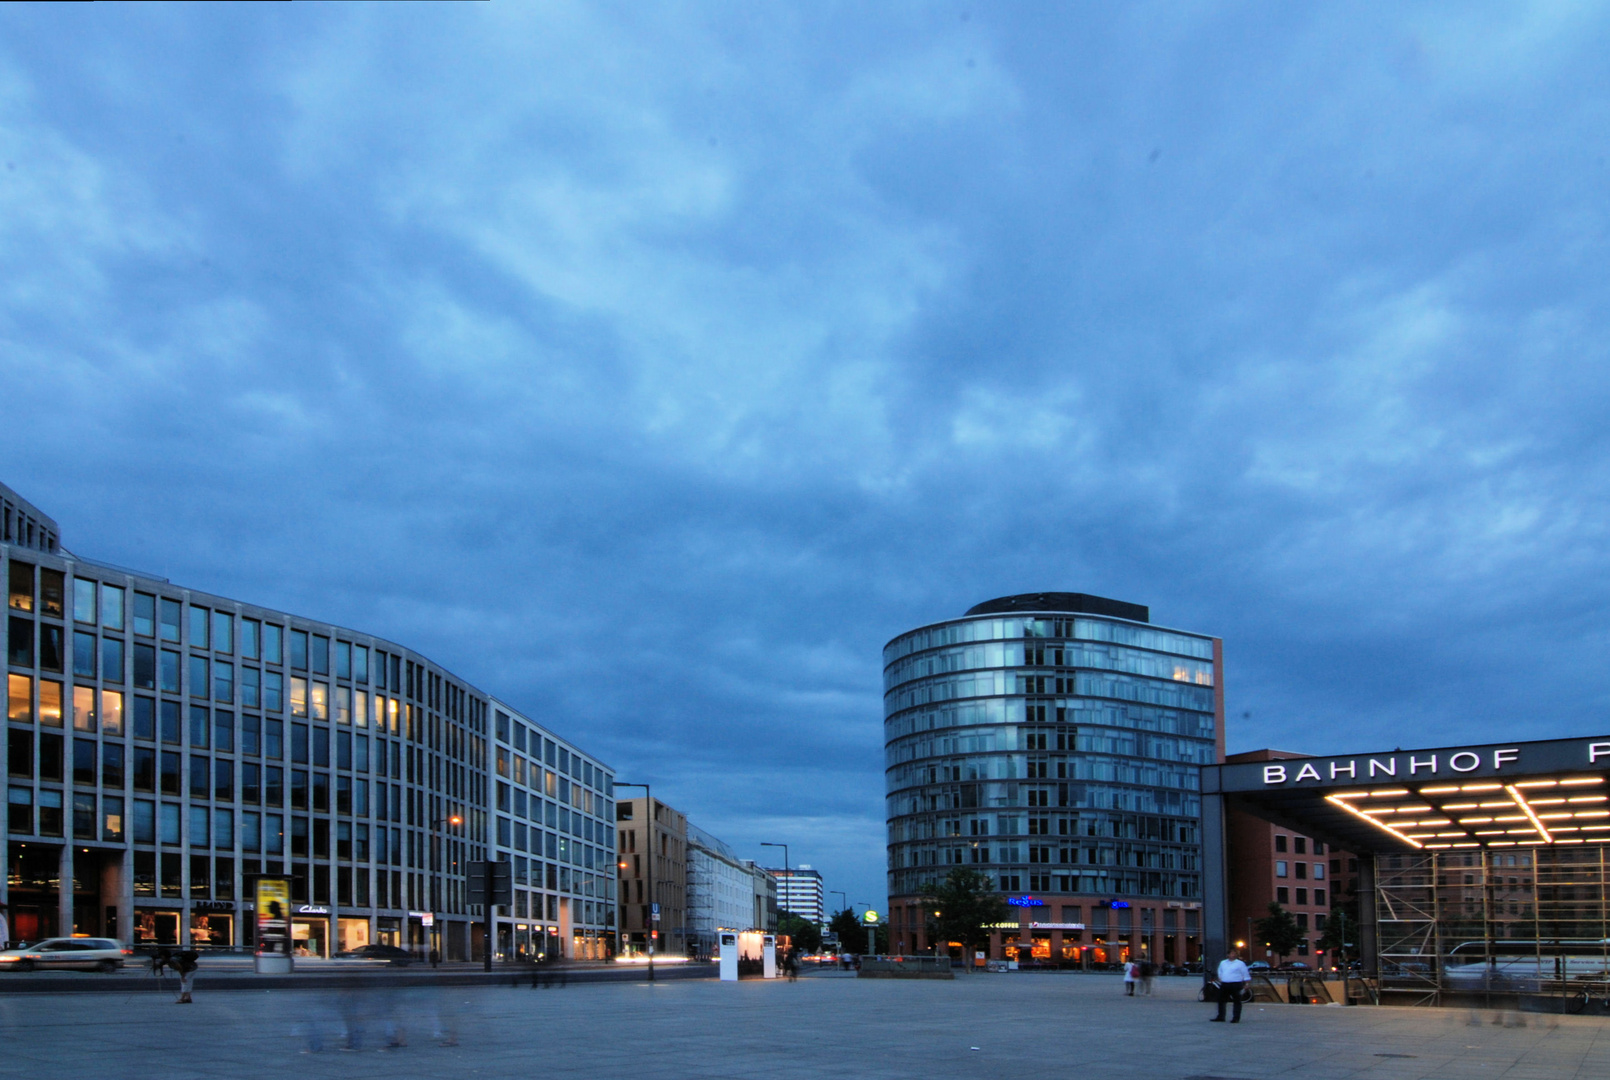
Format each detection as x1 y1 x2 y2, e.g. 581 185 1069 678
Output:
1211 736 1610 794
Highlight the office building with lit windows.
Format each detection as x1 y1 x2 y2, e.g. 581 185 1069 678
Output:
488 702 616 961
3 478 613 959
884 593 1223 966
765 864 825 925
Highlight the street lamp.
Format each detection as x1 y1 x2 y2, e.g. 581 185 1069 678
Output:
616 782 654 982
428 814 462 963
761 842 790 925
829 891 848 957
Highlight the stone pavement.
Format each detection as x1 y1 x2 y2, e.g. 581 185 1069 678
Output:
1 969 1608 1080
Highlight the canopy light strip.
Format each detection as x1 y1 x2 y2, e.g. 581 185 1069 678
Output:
1327 793 1423 848
1506 785 1554 843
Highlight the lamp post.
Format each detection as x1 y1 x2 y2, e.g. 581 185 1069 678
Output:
616 782 654 982
829 890 848 957
761 842 790 926
428 814 462 963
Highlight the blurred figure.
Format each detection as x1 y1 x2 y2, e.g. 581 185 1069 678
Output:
375 981 408 1048
150 947 199 1004
172 949 199 1004
418 983 460 1047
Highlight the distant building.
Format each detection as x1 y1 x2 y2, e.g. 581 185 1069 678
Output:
686 824 774 956
615 796 686 958
1224 749 1357 968
754 859 778 934
766 864 825 924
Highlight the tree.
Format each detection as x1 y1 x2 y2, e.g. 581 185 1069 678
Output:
827 907 863 946
1316 907 1356 965
1253 902 1305 964
922 868 1009 964
777 911 822 954
826 908 886 955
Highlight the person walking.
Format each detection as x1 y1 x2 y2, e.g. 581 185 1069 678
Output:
1210 948 1250 1023
1140 957 1155 995
1123 959 1138 996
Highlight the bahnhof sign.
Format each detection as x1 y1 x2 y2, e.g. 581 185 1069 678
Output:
1203 735 1610 1006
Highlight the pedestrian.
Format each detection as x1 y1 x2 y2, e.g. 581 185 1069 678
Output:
1140 958 1155 995
172 948 200 1004
0 902 10 949
784 949 799 982
1123 959 1137 996
1210 948 1251 1023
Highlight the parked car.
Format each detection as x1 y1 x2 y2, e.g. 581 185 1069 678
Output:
0 938 131 972
335 943 413 966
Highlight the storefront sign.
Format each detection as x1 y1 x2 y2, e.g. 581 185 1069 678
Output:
1030 922 1085 930
193 900 234 912
296 905 330 916
1108 900 1130 909
1006 896 1044 907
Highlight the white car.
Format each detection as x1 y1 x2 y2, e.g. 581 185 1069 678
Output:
0 937 131 972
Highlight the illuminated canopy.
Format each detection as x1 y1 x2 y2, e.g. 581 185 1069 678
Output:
1202 735 1610 853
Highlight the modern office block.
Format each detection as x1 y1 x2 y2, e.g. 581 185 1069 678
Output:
884 592 1223 964
2 478 613 959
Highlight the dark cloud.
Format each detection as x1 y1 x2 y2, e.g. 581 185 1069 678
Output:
3 4 1609 907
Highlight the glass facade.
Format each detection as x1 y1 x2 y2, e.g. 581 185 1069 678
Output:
487 701 615 961
1 479 613 959
885 595 1222 964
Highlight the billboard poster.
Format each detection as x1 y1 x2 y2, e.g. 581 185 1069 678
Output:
256 878 291 955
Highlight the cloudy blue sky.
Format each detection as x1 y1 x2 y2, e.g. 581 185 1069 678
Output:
4 2 1609 910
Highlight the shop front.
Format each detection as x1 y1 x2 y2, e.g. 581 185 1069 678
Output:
291 905 330 957
337 916 370 954
190 902 235 949
375 915 401 948
134 907 182 947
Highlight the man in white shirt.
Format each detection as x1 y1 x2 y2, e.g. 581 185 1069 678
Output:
1211 948 1251 1023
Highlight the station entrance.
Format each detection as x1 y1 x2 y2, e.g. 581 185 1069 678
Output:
1204 735 1610 1007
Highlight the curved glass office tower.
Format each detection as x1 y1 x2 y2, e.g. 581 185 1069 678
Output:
3 478 614 961
884 593 1223 965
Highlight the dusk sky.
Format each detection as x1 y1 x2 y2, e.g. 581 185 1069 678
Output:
4 3 1609 910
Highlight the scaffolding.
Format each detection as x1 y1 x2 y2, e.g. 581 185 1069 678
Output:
1374 845 1610 1008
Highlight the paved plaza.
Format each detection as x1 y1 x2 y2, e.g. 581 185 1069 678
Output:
2 971 1609 1080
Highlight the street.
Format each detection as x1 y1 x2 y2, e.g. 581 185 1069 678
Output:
1 970 1606 1080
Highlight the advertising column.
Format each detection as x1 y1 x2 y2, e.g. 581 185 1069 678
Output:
254 878 292 974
